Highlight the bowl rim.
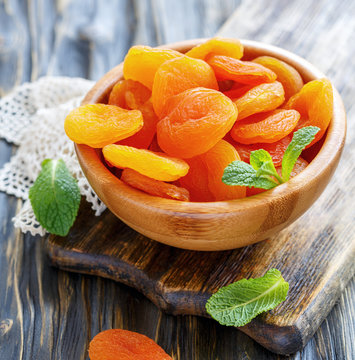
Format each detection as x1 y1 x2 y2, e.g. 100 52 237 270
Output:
75 38 346 218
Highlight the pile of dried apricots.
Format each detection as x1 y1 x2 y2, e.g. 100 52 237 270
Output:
65 37 333 202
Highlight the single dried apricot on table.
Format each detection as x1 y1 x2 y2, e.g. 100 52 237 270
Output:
252 56 304 100
108 79 151 109
179 157 215 202
202 140 246 201
152 55 218 117
185 37 243 60
102 144 189 181
231 109 300 144
230 134 293 167
232 81 285 120
121 168 190 201
247 157 308 196
64 104 143 148
119 101 159 149
285 78 333 146
157 87 238 158
88 329 172 360
123 45 182 90
206 54 277 85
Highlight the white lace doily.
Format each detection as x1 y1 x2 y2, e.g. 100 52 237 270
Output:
0 76 107 236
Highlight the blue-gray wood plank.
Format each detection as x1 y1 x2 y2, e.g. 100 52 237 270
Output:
0 0 354 359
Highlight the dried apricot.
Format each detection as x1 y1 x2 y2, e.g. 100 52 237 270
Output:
202 140 246 201
206 55 277 85
148 135 163 152
233 82 285 120
152 55 218 117
64 104 143 148
108 79 151 109
123 45 183 89
119 101 158 149
102 144 189 181
231 109 300 144
157 87 238 158
230 134 292 166
252 56 303 100
185 37 243 60
218 80 234 92
121 168 190 201
223 84 254 100
247 157 308 196
179 157 215 202
88 329 172 360
285 78 333 146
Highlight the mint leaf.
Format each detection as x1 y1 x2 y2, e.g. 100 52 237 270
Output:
250 149 275 172
222 161 277 189
251 149 283 184
29 159 81 236
281 126 320 181
206 269 289 327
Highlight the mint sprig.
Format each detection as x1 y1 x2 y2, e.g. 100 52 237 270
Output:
223 126 320 189
281 126 320 181
206 269 289 327
29 159 81 236
222 161 278 189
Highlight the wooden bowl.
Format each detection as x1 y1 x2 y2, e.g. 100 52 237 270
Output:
75 39 346 251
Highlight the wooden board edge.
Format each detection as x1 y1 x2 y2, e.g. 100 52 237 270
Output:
45 238 209 314
295 248 355 350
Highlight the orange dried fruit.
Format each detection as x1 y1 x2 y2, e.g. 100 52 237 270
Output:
88 329 172 360
64 104 143 148
218 79 234 92
123 45 183 90
230 134 292 167
206 54 277 85
231 109 300 144
157 87 238 158
102 144 189 181
233 81 285 120
108 79 151 109
285 78 333 146
185 37 243 60
121 168 190 201
119 101 159 149
223 84 254 100
252 56 304 100
247 157 308 196
148 135 163 152
179 157 215 202
152 55 218 117
202 140 246 201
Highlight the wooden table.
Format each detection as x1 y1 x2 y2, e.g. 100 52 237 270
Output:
0 1 354 359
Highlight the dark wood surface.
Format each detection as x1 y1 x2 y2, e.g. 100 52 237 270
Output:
0 1 354 359
47 182 354 355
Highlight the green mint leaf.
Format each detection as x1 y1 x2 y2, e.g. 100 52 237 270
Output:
281 126 320 181
29 159 81 236
250 149 274 171
251 149 283 184
222 161 278 189
206 269 289 327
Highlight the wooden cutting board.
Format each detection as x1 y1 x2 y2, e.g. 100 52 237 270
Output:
46 173 355 355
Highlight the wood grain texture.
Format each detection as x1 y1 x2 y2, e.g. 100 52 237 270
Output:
0 0 354 359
